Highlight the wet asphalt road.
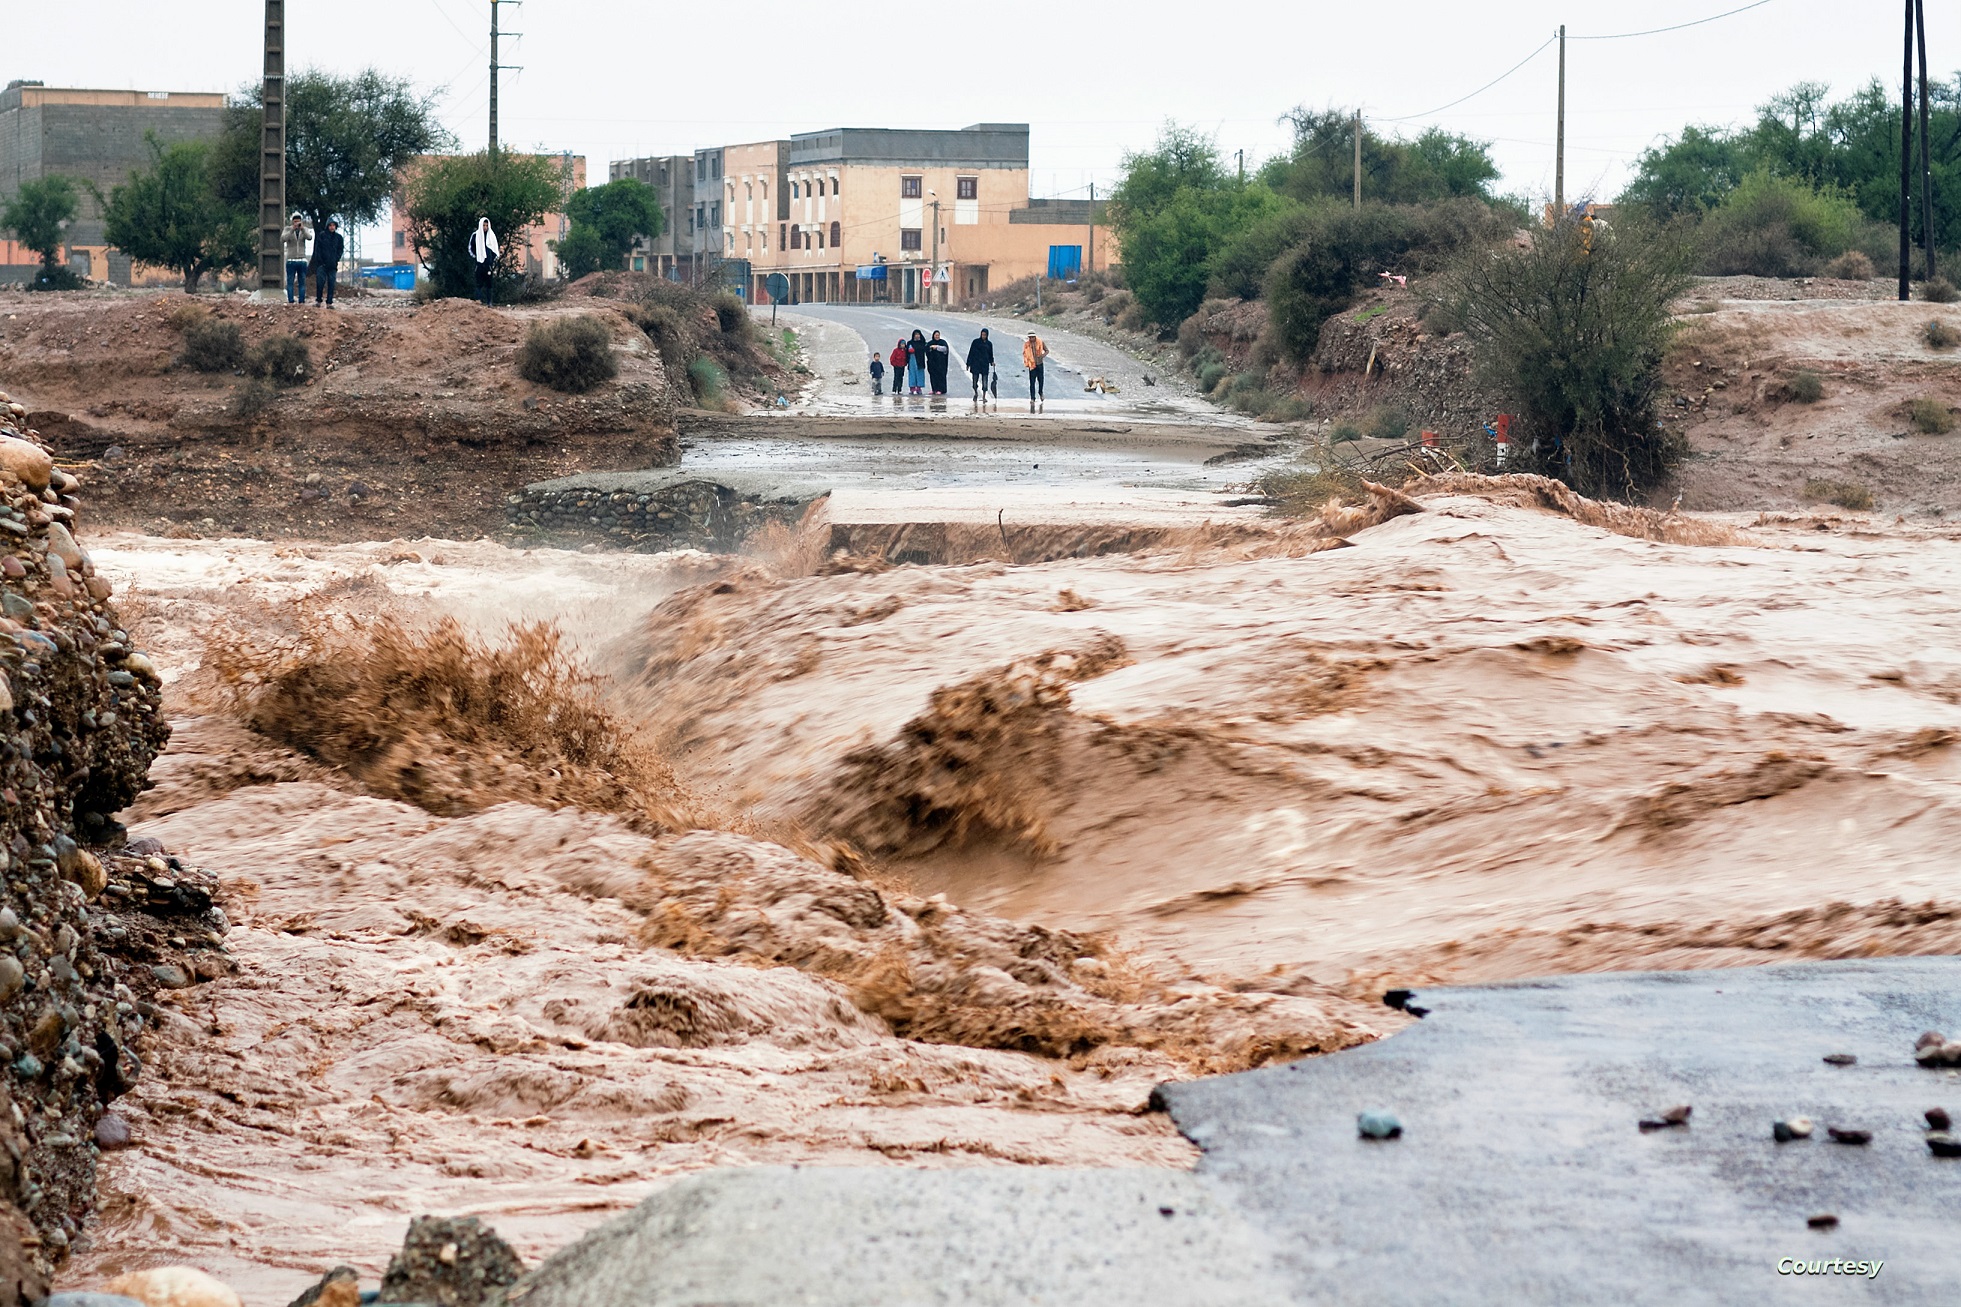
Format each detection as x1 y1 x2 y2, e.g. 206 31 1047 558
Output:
509 957 1961 1305
782 303 1083 404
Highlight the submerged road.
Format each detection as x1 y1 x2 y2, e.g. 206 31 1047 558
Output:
510 958 1960 1305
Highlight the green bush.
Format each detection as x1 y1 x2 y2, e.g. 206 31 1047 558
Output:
1908 398 1956 434
1264 199 1510 360
1923 320 1959 351
1259 394 1313 423
1363 404 1411 440
1440 215 1694 499
1787 369 1825 402
245 334 313 387
1329 421 1365 442
516 315 618 393
688 356 730 404
180 318 245 372
1923 277 1960 305
1698 171 1870 277
1195 356 1229 393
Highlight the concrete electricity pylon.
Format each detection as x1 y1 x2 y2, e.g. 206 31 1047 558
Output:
258 0 286 292
490 0 524 152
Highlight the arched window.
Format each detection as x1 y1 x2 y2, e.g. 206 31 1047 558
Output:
816 180 826 197
790 182 799 200
831 175 841 196
830 221 841 247
817 227 824 250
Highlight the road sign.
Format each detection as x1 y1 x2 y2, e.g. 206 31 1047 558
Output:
920 264 933 287
765 272 790 303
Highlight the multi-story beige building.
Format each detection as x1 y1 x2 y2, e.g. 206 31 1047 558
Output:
725 124 1112 307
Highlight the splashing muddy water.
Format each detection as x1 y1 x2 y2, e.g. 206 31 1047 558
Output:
67 485 1961 1297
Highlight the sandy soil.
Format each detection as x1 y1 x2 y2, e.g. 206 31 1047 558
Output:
1668 295 1961 514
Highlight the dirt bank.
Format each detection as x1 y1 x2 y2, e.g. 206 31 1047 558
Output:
0 292 680 542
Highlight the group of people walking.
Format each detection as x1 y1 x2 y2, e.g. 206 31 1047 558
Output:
282 213 346 306
870 327 1048 410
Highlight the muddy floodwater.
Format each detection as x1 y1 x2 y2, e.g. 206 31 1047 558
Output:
66 478 1961 1300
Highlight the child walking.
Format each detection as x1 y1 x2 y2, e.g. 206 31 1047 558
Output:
869 352 885 396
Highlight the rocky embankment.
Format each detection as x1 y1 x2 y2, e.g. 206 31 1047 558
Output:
0 393 226 1302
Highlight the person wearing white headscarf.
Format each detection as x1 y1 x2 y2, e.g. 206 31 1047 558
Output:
469 218 500 305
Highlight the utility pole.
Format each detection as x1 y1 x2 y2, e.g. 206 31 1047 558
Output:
1087 182 1095 278
257 0 286 294
1236 149 1243 184
490 0 522 152
1900 0 1914 300
1555 24 1567 214
1916 0 1936 279
930 197 941 305
1352 112 1362 210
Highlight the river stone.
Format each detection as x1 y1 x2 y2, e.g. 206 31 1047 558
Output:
0 438 50 491
44 522 83 570
379 1215 523 1307
47 1296 148 1307
105 1268 245 1307
286 1266 360 1307
95 1112 133 1149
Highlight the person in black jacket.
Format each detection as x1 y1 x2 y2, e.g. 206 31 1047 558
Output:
310 219 345 307
965 329 995 404
925 330 951 395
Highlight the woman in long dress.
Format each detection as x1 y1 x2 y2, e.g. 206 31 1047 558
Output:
906 329 928 394
469 218 499 306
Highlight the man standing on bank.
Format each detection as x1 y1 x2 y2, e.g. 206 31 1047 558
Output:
283 213 311 305
310 218 344 307
965 328 995 405
470 218 500 306
1023 331 1048 410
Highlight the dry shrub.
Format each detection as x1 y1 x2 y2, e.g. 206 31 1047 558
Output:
1906 398 1957 435
815 637 1131 859
1923 319 1960 351
1822 250 1875 280
201 601 685 826
179 318 244 373
1786 369 1824 403
164 300 211 331
516 315 618 393
1802 478 1875 511
1415 471 1745 546
1922 276 1960 304
245 334 313 386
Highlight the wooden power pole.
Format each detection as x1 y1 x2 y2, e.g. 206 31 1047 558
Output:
258 0 286 292
1087 181 1094 278
1917 0 1936 279
1352 112 1361 210
1900 0 1914 300
1555 24 1566 214
490 0 522 152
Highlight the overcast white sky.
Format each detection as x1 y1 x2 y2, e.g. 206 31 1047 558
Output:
14 0 1947 222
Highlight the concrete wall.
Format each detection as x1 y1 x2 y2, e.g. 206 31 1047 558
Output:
0 84 227 283
611 155 693 267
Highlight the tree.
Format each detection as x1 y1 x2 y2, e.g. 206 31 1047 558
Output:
1272 109 1499 205
1110 124 1288 325
213 68 453 229
1439 217 1694 499
554 178 664 280
1619 126 1744 220
1 176 80 288
403 151 563 299
101 136 255 293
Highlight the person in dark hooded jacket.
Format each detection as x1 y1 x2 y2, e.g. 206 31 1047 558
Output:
310 218 345 307
965 329 995 402
925 330 951 395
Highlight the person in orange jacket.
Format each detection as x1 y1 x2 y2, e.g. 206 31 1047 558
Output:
1022 331 1048 408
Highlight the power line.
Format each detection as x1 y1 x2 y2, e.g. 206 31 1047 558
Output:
1571 0 1776 41
1379 35 1557 123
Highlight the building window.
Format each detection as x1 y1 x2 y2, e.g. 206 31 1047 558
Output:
901 228 922 251
791 225 802 250
780 223 787 250
711 202 721 226
830 221 841 247
394 230 405 248
832 175 841 196
901 176 922 199
957 176 977 200
790 182 798 199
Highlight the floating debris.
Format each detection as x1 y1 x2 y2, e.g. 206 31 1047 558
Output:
1773 1117 1815 1142
1826 1127 1872 1145
1357 1110 1403 1140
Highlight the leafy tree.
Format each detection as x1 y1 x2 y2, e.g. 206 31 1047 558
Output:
1698 169 1874 276
101 136 255 293
403 150 563 299
1 176 80 288
1110 125 1289 325
1621 76 1961 258
1438 217 1694 499
213 68 453 228
1271 109 1499 205
553 178 664 280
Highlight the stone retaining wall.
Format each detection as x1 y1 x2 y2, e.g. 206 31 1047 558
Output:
505 480 821 552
